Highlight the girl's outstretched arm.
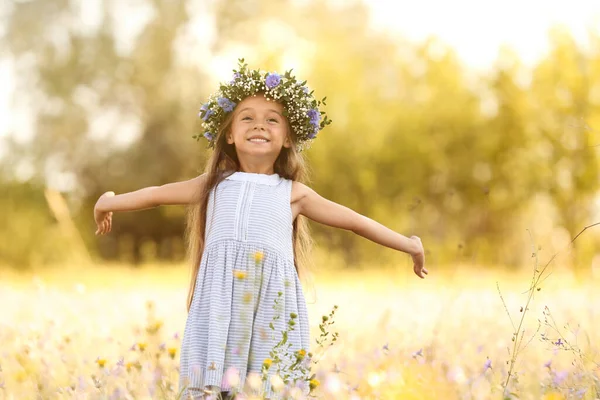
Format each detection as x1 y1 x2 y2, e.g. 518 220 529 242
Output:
292 182 427 278
94 174 206 235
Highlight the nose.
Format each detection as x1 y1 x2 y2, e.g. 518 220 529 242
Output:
253 123 265 131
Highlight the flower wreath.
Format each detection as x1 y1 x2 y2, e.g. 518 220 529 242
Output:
194 59 332 151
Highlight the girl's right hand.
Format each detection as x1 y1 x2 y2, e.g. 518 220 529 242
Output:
94 191 115 235
410 235 428 279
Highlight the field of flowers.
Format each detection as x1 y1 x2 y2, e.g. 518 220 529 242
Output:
0 263 598 399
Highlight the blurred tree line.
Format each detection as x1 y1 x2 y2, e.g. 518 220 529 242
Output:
1 0 599 274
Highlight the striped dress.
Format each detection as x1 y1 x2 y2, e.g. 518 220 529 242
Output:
179 171 311 399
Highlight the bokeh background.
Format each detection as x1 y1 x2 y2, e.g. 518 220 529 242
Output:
1 1 600 399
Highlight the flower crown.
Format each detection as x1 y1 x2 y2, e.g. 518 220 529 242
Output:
194 59 331 151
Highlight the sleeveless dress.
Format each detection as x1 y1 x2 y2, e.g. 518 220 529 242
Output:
179 171 311 399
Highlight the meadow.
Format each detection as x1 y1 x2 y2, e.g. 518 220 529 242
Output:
1 259 599 400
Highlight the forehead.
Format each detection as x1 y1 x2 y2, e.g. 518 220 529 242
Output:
236 95 284 113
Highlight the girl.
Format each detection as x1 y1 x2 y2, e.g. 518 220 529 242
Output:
93 60 427 399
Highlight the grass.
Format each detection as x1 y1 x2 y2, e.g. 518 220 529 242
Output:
0 261 599 399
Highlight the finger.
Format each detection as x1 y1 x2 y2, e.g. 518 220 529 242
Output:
423 268 429 275
107 215 112 233
414 267 424 279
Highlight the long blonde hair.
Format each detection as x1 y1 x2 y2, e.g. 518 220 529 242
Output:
184 106 312 311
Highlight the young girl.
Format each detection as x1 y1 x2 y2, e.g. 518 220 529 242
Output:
93 60 427 399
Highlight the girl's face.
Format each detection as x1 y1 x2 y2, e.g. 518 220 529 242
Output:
227 94 291 158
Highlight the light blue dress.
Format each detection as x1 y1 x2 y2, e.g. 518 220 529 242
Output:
179 171 311 399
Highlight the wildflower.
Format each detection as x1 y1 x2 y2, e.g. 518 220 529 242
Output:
203 132 214 141
411 348 423 358
552 370 568 386
253 251 264 264
217 97 236 112
309 378 320 391
201 108 214 121
168 347 177 359
265 73 282 89
554 338 563 346
270 374 284 392
116 357 125 367
295 349 306 360
544 360 552 369
95 358 107 368
322 315 329 322
230 72 241 84
125 361 134 372
146 321 163 334
222 366 240 387
307 109 320 126
483 358 492 371
234 269 247 280
247 372 262 391
138 342 147 352
262 358 272 370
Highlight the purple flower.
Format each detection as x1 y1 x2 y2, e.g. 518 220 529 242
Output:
201 108 214 121
217 97 236 112
265 73 282 89
203 132 214 141
230 72 241 84
307 108 320 126
412 348 423 358
553 370 568 386
544 360 552 369
483 358 492 371
554 338 563 347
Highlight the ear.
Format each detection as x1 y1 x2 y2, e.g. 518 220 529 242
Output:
226 133 234 145
283 136 291 149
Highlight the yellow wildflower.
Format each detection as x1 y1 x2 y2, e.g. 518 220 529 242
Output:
262 358 272 370
309 379 320 391
253 251 264 264
233 269 247 280
168 347 177 359
138 342 147 352
96 358 107 368
543 393 565 400
296 349 306 360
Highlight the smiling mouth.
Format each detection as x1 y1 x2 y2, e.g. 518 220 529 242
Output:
247 136 270 143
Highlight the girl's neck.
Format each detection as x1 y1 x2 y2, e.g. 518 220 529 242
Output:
237 160 275 175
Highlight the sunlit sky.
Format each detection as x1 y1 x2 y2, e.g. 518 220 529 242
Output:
1 0 599 143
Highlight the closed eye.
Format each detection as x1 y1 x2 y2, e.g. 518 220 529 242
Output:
242 116 252 121
268 118 279 123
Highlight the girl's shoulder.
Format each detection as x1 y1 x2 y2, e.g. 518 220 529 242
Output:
290 181 314 204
